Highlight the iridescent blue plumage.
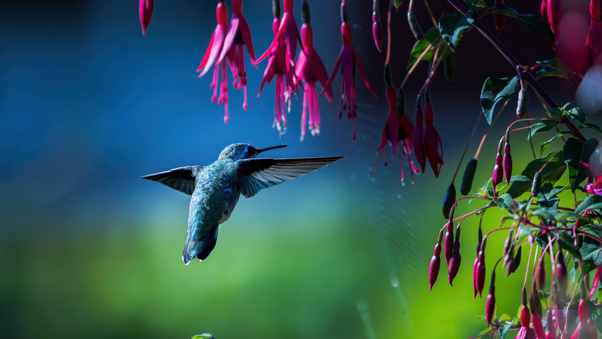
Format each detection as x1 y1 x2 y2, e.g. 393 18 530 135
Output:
143 143 344 264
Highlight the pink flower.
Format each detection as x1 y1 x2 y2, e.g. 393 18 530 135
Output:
423 100 444 177
255 0 301 100
547 0 562 38
370 85 417 184
217 0 256 111
139 0 153 36
197 1 230 123
294 1 333 140
257 2 292 137
323 1 377 141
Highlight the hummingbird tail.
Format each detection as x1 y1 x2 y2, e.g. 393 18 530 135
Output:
182 228 219 265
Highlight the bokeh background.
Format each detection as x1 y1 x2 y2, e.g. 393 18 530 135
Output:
0 1 586 338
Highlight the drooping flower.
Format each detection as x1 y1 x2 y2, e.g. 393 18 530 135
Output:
257 0 292 136
485 272 496 326
423 93 444 177
197 1 230 123
294 0 333 140
139 0 154 36
324 0 377 141
255 0 301 101
503 142 512 184
217 0 256 111
547 0 562 38
443 220 454 265
428 229 443 292
370 83 417 184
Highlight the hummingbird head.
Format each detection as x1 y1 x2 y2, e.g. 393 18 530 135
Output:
218 143 287 161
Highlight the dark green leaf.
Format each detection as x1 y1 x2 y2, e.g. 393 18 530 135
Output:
576 195 602 215
567 107 586 124
558 233 581 260
490 5 554 41
407 28 451 69
563 138 598 192
439 12 475 51
499 317 515 339
534 58 569 80
494 193 515 213
480 76 519 125
464 0 486 11
581 122 602 132
506 152 565 198
528 120 560 140
394 0 404 9
540 133 569 155
580 243 602 267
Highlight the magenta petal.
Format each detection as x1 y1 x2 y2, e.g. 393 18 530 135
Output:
237 15 256 62
352 49 377 98
218 17 240 64
198 27 226 77
308 51 333 101
256 14 290 64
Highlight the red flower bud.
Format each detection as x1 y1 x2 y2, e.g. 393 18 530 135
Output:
485 275 496 326
448 227 461 286
516 305 535 339
139 0 154 36
429 243 441 292
476 249 486 298
444 221 454 265
494 0 505 37
590 266 601 298
493 153 503 188
556 250 567 292
372 12 383 53
503 142 512 185
472 255 479 298
442 184 456 219
537 259 546 291
546 310 557 339
532 314 545 339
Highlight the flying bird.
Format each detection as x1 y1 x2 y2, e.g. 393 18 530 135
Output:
143 143 345 264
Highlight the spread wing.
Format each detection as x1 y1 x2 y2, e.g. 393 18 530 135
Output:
142 166 198 195
236 157 345 198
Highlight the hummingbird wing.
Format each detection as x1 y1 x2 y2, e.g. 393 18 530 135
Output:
236 156 345 198
142 166 199 195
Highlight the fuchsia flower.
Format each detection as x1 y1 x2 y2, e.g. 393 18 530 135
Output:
197 1 230 123
255 0 301 87
139 0 153 36
257 1 291 137
370 85 417 184
423 95 444 177
547 0 563 38
197 0 255 124
324 0 377 141
294 1 333 140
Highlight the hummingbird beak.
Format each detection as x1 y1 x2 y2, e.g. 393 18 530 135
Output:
256 144 287 155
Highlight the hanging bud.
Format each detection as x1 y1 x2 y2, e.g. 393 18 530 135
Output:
472 255 479 298
485 272 496 325
139 0 154 36
512 246 522 272
493 0 506 37
530 291 545 339
476 247 486 298
547 0 562 38
442 184 456 219
372 0 383 53
407 11 424 41
545 308 556 339
556 247 567 293
428 229 443 291
537 259 546 291
444 220 454 265
460 158 478 195
444 54 455 81
532 171 542 197
492 153 503 195
516 305 534 338
503 142 512 185
448 227 461 286
516 88 529 118
589 266 601 298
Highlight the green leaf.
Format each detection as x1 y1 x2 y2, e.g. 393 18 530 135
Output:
394 0 404 8
494 193 515 213
580 243 602 266
576 195 602 215
499 317 515 339
463 0 486 11
558 233 581 260
582 122 602 132
540 133 569 155
480 77 519 125
567 107 586 124
563 138 598 192
506 152 566 198
438 12 475 51
534 58 569 80
528 120 560 140
192 334 215 339
407 28 451 69
490 5 554 41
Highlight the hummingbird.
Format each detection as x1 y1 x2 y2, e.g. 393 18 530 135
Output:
143 143 345 265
